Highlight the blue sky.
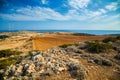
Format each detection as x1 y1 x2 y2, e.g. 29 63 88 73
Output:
0 0 120 30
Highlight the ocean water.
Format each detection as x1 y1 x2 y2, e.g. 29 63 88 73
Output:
0 30 120 35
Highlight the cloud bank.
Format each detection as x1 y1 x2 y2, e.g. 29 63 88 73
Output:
0 0 120 29
0 0 119 23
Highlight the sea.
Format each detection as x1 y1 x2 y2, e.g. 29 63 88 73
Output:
0 30 120 35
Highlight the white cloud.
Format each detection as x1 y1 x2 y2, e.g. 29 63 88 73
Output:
90 14 120 24
73 8 107 20
66 0 108 20
101 14 120 22
0 6 108 21
0 0 119 30
68 0 90 9
0 6 70 21
0 1 119 23
99 9 106 14
90 9 107 17
41 0 48 4
67 10 88 20
106 2 118 11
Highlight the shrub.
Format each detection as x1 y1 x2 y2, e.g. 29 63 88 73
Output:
112 42 120 52
0 49 22 58
93 57 113 66
0 58 17 69
86 41 112 53
68 62 86 80
116 36 120 40
0 35 9 39
59 44 74 48
103 37 117 43
114 53 120 60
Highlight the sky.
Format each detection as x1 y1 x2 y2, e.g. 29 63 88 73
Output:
0 0 120 30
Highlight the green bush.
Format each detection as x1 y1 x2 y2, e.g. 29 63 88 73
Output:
0 58 17 69
114 53 120 60
0 35 9 39
59 44 74 48
0 49 22 58
103 37 117 43
93 57 113 66
86 41 112 53
103 36 120 43
116 36 120 39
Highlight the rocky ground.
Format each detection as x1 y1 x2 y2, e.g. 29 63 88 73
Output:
0 41 120 80
0 32 120 80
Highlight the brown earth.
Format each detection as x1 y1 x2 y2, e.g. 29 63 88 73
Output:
32 33 109 50
0 32 111 51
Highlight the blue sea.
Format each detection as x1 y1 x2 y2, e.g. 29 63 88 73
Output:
0 30 120 35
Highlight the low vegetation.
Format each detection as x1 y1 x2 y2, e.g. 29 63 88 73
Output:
116 36 120 39
59 44 75 48
93 57 113 66
73 33 95 36
112 41 120 52
86 41 112 53
59 40 113 53
103 36 120 43
114 53 120 60
0 35 9 40
0 49 22 69
0 49 22 58
0 58 17 69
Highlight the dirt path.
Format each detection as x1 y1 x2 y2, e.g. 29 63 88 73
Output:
79 57 116 80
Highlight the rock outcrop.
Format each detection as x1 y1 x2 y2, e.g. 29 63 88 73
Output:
1 47 88 80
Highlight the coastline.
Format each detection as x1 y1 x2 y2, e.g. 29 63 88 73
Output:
0 30 120 35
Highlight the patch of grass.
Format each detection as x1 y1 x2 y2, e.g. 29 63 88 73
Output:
116 36 120 39
0 49 22 58
103 37 117 43
86 41 112 53
103 36 120 43
59 44 74 48
0 58 17 69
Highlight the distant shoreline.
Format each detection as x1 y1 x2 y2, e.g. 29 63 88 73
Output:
0 30 120 35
